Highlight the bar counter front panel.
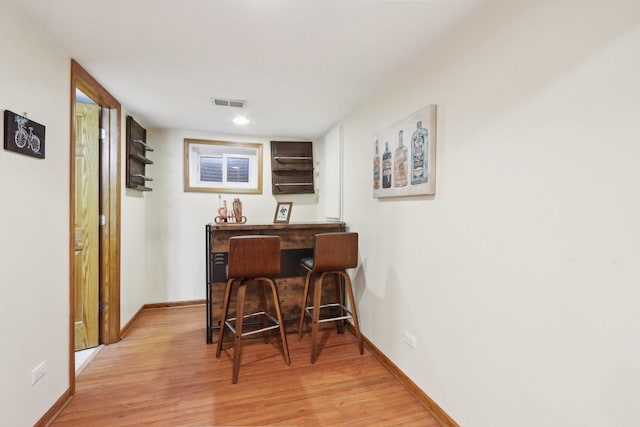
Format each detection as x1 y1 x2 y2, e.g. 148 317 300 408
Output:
205 221 345 343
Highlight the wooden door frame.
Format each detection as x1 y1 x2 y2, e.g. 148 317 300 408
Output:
69 59 122 393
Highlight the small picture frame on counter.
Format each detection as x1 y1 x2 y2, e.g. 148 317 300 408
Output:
273 202 293 223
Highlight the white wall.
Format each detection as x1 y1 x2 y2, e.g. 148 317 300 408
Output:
0 1 70 425
339 0 640 425
144 128 321 303
120 110 150 325
322 124 343 220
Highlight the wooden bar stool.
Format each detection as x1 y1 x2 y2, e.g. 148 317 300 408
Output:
215 235 290 383
297 232 363 363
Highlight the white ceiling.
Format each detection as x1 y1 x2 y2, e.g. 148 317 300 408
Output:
14 0 487 139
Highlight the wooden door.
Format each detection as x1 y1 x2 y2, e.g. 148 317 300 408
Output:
74 102 101 350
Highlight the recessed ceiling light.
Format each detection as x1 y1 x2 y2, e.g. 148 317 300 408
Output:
233 116 250 125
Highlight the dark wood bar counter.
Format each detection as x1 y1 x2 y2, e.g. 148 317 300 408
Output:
205 221 345 343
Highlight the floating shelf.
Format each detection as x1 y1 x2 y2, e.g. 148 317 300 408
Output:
132 174 153 181
126 116 153 191
270 141 314 194
274 156 312 160
130 152 153 165
132 139 154 152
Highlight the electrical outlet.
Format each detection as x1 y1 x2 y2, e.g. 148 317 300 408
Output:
31 361 46 385
403 332 417 349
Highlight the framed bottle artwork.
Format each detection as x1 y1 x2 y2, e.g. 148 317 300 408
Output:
372 105 436 198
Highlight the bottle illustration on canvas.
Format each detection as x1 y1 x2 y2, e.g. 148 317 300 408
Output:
382 141 392 188
373 139 381 189
411 121 429 185
394 129 408 187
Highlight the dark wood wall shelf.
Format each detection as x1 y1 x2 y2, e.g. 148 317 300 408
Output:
126 116 153 191
271 141 314 194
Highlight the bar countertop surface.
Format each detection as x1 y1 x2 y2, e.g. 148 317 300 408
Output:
208 220 346 231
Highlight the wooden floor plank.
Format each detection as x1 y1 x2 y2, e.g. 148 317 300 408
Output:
52 305 439 426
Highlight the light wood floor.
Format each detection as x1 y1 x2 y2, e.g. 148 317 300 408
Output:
52 305 439 426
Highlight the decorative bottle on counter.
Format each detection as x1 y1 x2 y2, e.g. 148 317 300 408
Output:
373 140 381 189
394 130 408 187
232 198 242 222
215 198 228 223
382 141 392 188
411 121 429 184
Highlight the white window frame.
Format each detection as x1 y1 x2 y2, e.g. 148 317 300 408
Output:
184 139 263 194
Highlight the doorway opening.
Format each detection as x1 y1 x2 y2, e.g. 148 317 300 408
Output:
69 59 122 393
74 91 100 353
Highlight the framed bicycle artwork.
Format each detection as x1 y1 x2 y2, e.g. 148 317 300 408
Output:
3 110 46 159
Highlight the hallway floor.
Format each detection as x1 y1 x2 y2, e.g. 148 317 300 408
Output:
55 305 439 426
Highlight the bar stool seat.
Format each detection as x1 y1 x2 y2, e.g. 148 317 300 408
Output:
298 232 363 363
216 235 290 383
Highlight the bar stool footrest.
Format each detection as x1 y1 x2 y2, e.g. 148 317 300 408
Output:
225 311 281 337
304 303 353 323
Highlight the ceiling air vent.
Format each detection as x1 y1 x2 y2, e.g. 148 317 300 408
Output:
212 98 247 109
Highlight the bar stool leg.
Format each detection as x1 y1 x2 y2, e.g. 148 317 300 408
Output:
298 270 312 340
258 280 270 344
333 273 345 334
232 281 248 384
310 273 324 364
216 278 235 358
342 272 364 355
266 278 291 365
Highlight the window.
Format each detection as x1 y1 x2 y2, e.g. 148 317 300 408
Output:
184 139 263 193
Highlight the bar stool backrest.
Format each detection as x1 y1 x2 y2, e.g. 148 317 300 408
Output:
312 232 358 272
228 235 281 279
